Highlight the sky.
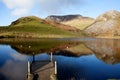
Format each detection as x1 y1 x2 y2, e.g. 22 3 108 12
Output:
0 0 120 26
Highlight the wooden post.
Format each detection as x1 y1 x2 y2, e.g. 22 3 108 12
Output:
55 61 57 75
50 52 53 62
27 61 31 80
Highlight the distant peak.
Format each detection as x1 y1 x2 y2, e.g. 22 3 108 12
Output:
47 14 82 17
46 14 84 22
106 10 120 14
96 10 120 21
104 10 120 17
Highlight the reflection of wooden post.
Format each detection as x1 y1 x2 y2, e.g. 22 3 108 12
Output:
27 61 31 80
32 54 35 63
50 52 53 62
55 61 57 75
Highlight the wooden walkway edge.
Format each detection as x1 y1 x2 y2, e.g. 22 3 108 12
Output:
27 53 57 80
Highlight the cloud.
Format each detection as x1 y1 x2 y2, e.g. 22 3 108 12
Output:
37 0 85 14
1 0 85 16
2 0 34 16
11 8 29 16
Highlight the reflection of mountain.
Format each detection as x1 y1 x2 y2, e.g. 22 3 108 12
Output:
0 38 92 57
0 39 78 54
11 42 79 55
84 39 120 64
53 44 92 57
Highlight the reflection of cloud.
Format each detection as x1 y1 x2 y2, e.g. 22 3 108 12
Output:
0 53 28 80
11 53 28 61
0 60 27 80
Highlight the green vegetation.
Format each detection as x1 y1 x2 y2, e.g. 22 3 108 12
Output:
0 16 84 38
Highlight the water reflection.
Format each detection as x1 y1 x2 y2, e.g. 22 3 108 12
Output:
84 39 120 64
0 45 28 80
0 38 81 55
0 38 120 80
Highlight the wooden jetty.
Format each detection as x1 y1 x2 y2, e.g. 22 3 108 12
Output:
27 53 57 80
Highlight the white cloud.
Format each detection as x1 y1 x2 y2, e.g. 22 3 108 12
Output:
12 8 28 16
2 0 34 16
37 0 84 14
1 0 85 16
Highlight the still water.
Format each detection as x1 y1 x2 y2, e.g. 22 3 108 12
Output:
0 38 120 80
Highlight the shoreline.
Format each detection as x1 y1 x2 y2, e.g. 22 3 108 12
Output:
96 36 120 39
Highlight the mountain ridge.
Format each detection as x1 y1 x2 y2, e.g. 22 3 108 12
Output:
46 14 94 30
46 15 82 22
85 10 120 37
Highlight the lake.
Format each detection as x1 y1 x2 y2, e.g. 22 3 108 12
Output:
0 38 120 80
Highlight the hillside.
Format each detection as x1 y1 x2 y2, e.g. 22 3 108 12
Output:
0 16 83 38
85 10 120 38
46 15 94 30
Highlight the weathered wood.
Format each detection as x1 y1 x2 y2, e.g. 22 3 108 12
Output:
55 61 57 75
50 52 53 62
28 60 57 80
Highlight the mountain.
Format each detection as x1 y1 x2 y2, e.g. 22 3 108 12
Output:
11 16 79 32
46 15 94 30
46 15 82 22
85 10 120 38
0 16 82 38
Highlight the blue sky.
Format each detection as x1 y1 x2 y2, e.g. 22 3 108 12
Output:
0 0 120 26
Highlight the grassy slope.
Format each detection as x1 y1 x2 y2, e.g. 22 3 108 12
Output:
62 18 94 30
0 16 83 38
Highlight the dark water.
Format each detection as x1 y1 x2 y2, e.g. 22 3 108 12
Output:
0 38 120 80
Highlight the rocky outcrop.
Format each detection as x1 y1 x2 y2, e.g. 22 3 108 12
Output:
46 15 93 22
46 15 82 22
85 10 120 37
